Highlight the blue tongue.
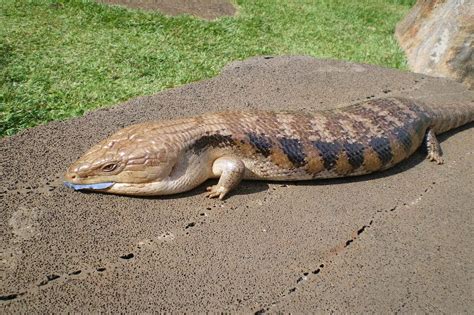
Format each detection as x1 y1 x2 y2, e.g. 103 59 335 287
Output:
64 181 114 191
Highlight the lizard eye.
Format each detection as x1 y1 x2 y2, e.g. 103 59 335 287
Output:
101 163 117 172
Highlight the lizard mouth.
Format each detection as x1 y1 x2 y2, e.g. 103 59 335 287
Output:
64 181 115 191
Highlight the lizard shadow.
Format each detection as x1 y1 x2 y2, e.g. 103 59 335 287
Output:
140 181 269 200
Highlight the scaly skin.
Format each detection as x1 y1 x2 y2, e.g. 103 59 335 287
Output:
64 97 474 199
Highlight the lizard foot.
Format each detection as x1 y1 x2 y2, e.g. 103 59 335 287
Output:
427 151 444 164
206 156 245 200
206 185 229 200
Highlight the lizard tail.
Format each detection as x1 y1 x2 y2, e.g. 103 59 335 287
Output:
429 101 474 134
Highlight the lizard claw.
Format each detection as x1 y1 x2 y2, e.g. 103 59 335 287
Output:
427 152 444 164
205 185 229 200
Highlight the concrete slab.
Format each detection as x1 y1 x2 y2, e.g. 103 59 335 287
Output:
1 56 473 312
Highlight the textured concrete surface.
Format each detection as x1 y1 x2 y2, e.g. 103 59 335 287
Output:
98 0 236 20
1 56 473 313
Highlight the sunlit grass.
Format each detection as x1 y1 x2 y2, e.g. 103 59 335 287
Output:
0 0 415 136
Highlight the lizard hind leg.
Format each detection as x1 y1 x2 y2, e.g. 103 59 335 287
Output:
425 128 444 164
206 156 245 200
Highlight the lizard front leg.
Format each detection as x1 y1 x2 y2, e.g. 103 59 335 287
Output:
206 156 245 200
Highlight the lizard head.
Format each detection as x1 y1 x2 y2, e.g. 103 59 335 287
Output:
64 124 178 195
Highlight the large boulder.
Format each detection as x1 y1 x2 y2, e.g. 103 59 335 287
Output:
396 0 473 88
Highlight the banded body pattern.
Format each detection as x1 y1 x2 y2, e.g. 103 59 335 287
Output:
65 97 473 198
185 98 432 180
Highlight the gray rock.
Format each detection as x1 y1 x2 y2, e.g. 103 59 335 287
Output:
396 0 473 88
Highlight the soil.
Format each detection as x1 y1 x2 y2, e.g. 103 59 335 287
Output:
98 0 236 20
1 56 473 312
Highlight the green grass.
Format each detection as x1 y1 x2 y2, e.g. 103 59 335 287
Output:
0 0 415 136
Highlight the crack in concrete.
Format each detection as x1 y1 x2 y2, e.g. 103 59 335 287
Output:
0 178 439 307
350 76 427 104
1 175 62 198
0 201 235 303
255 180 438 313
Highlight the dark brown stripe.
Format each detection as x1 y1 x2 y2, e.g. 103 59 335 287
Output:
278 138 306 167
191 134 235 153
247 132 272 157
392 127 413 152
343 143 365 169
369 137 393 165
312 141 342 170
